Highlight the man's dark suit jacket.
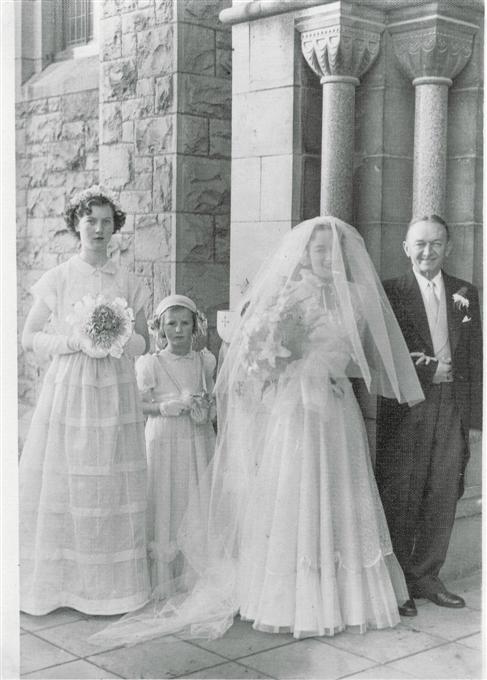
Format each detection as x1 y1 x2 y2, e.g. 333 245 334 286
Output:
376 270 482 495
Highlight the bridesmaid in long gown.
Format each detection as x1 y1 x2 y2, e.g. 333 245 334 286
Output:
19 185 150 615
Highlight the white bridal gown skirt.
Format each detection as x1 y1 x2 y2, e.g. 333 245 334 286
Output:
237 371 408 638
19 353 150 615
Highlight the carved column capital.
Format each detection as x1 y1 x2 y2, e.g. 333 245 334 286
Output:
389 5 479 84
295 2 384 84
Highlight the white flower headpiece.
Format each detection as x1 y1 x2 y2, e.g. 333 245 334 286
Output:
67 184 122 213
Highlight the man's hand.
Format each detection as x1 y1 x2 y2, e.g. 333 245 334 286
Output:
433 359 452 383
410 351 436 366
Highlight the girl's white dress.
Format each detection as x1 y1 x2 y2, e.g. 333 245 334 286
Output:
19 255 150 615
136 348 216 598
236 275 408 636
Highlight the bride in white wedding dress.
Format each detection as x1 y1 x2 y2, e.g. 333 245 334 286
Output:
91 216 424 645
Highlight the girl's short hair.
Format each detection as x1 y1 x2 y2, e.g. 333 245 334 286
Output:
64 186 126 237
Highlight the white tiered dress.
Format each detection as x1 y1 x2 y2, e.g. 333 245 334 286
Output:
236 279 409 637
136 349 216 599
19 255 150 615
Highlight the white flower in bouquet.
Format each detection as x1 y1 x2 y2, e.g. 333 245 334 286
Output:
67 294 134 358
241 290 323 383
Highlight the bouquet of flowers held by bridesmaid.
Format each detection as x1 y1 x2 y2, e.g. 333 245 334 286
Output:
67 294 134 358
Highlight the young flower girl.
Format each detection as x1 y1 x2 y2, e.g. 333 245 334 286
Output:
136 295 216 598
19 185 151 615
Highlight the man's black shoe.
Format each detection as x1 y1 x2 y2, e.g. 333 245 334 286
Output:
422 590 465 608
398 599 417 617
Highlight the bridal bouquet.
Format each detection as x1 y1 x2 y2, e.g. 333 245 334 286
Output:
67 294 134 358
241 288 323 383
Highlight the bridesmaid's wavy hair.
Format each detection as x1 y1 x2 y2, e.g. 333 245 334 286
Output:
64 190 126 238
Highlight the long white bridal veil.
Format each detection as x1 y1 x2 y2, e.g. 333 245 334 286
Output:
89 216 424 646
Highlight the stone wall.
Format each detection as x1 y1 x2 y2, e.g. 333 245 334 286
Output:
16 82 100 441
17 0 233 444
228 11 321 310
99 0 232 350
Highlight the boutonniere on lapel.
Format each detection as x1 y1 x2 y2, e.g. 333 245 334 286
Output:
452 287 471 323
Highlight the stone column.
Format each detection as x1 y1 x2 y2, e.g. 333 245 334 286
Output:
296 3 384 222
389 5 478 217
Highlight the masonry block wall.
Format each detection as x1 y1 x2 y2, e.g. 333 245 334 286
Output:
99 0 232 351
16 0 232 445
16 63 100 442
228 12 322 310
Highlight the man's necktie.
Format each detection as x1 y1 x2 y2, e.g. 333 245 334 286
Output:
425 280 440 326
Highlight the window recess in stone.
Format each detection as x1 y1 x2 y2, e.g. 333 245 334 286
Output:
64 0 93 47
53 0 99 62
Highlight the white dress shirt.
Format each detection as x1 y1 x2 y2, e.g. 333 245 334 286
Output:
413 269 452 379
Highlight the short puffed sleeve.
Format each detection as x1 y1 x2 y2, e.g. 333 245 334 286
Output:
128 273 150 315
135 354 158 393
30 267 59 312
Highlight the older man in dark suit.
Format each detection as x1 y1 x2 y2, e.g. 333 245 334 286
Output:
375 215 482 617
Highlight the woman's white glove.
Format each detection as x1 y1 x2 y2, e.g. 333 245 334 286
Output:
124 332 146 358
32 332 80 360
78 336 109 359
159 399 189 417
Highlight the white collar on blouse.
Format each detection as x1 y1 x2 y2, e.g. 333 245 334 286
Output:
159 348 195 361
72 254 117 275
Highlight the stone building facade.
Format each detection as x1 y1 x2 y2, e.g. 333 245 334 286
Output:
16 0 232 435
16 0 482 578
218 0 483 580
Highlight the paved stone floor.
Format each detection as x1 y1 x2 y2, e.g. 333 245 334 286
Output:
20 572 482 680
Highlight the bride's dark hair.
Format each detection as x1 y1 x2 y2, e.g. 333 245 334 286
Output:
297 220 352 280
